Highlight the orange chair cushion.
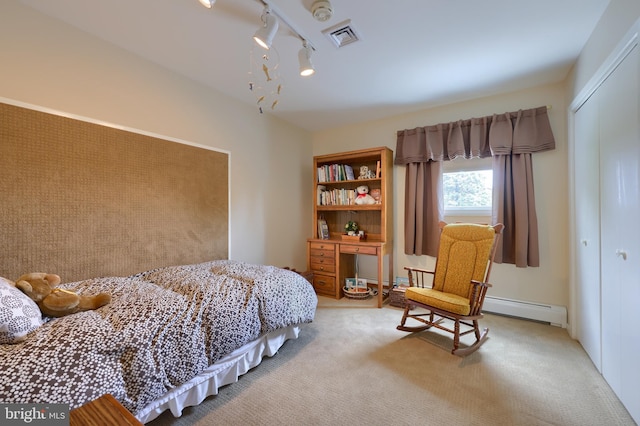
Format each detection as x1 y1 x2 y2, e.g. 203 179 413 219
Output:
405 287 471 316
433 224 495 298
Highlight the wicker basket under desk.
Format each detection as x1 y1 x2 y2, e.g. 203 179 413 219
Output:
389 285 411 308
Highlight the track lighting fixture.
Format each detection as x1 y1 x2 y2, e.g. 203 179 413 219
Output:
252 2 317 76
246 1 317 113
253 7 279 50
198 0 215 8
298 41 315 77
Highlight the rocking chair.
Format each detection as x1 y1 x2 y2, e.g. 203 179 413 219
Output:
397 221 504 356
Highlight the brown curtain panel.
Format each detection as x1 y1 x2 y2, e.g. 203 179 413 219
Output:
403 161 443 256
395 106 555 266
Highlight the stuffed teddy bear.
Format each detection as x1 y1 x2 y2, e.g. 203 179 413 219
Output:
354 185 376 205
15 272 111 318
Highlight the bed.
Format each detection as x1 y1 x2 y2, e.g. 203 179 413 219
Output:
0 101 317 423
0 260 317 423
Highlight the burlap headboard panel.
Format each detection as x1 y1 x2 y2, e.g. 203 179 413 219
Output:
1 102 228 283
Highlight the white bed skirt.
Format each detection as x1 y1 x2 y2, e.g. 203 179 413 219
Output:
136 325 301 424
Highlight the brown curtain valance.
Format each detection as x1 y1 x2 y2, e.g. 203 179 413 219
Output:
395 105 556 267
395 106 555 164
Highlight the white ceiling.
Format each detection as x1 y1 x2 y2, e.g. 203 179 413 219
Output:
19 0 610 132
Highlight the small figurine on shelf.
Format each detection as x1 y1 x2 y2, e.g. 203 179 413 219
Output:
370 188 381 204
344 220 358 236
357 165 375 180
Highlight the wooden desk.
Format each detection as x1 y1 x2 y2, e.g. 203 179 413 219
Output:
70 394 142 426
308 238 393 308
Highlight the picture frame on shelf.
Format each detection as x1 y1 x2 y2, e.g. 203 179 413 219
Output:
317 218 329 240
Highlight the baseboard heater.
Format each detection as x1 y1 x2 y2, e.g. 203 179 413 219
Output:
483 296 567 328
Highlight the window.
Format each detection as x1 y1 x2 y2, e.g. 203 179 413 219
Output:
443 158 492 216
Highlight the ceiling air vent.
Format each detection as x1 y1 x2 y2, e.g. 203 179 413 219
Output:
322 20 361 48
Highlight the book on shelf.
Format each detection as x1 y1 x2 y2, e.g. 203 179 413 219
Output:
376 160 381 178
317 218 329 239
317 185 326 205
317 163 356 182
344 164 355 181
317 166 326 182
318 188 356 206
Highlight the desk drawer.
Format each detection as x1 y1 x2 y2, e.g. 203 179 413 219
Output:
340 244 378 255
310 257 335 273
312 275 336 295
309 242 336 252
310 248 334 258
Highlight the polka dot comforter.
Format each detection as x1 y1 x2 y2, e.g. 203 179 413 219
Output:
0 260 317 416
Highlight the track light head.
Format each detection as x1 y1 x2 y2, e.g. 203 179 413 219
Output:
198 0 215 8
298 41 315 77
253 8 279 50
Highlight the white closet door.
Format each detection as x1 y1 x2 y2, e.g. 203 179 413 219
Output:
599 43 640 422
574 93 601 371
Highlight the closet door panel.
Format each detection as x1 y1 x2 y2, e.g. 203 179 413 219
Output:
573 93 601 371
598 44 640 422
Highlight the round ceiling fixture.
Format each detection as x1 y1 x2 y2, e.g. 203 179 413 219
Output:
311 0 333 22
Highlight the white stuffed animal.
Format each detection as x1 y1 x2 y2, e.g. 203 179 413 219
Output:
354 185 376 205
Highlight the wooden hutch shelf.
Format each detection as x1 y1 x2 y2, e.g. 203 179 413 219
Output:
307 146 393 308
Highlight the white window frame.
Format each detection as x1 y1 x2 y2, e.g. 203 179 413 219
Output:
442 157 493 217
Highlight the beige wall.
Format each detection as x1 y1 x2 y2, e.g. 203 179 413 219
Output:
570 0 640 100
4 0 638 316
0 2 312 271
310 0 640 315
313 84 570 308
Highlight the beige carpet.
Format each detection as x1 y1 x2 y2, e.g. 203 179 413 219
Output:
148 296 636 426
